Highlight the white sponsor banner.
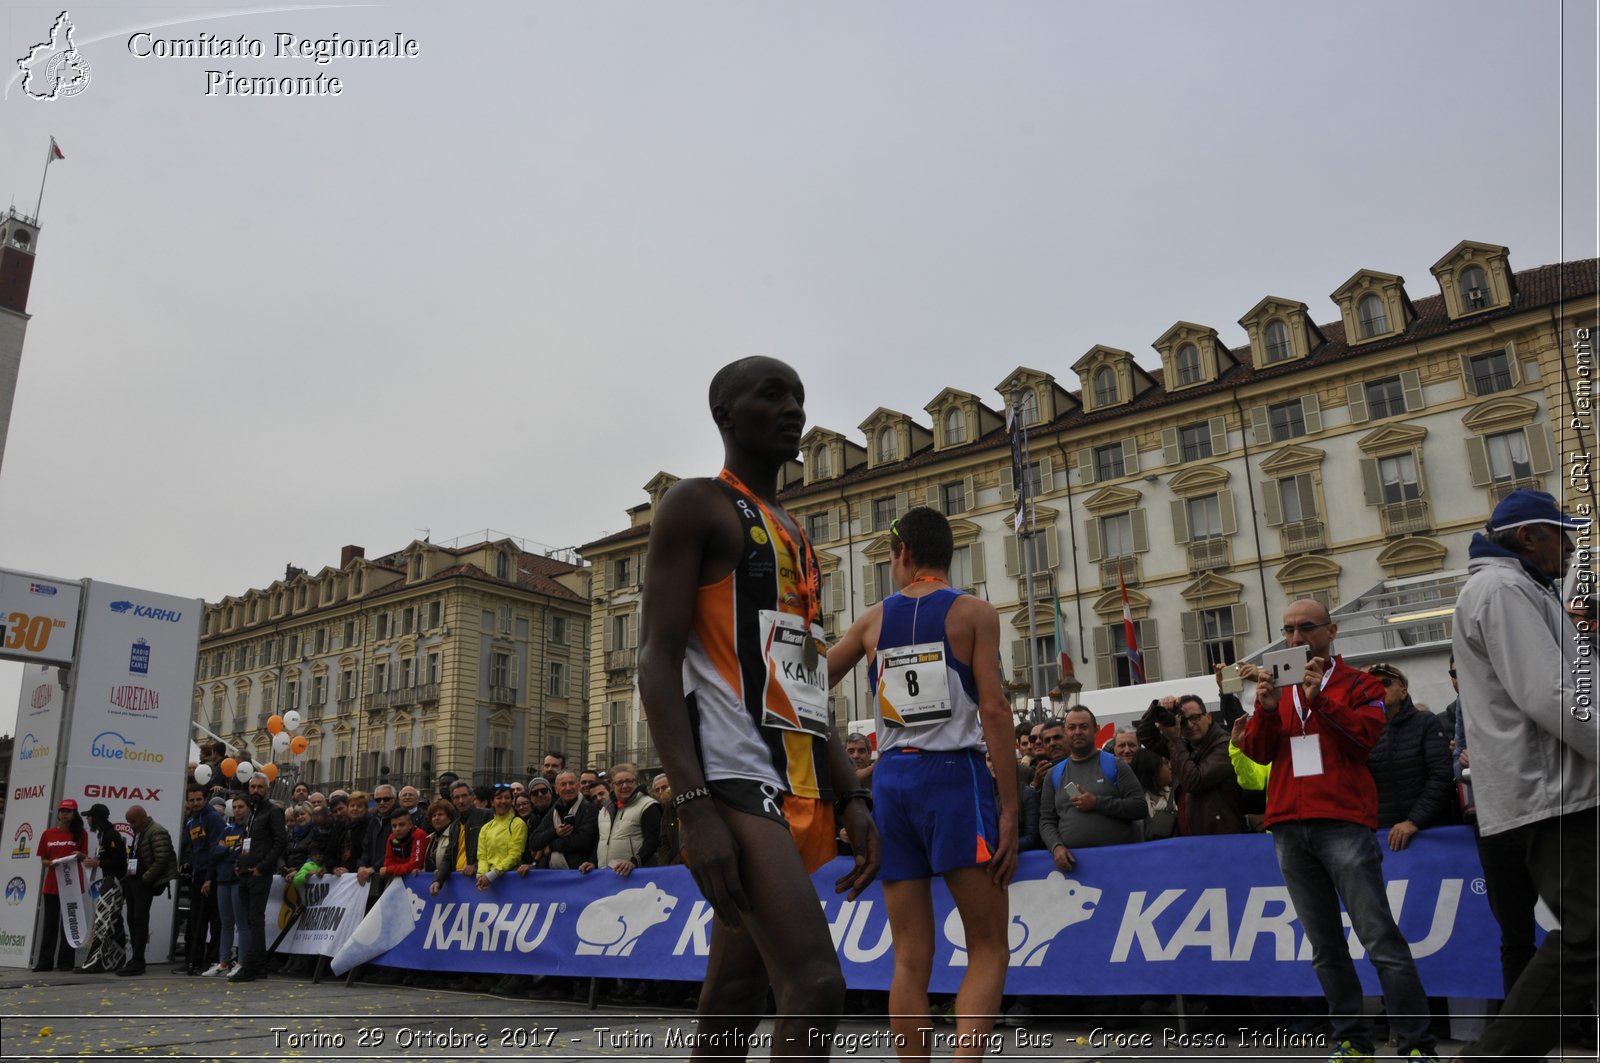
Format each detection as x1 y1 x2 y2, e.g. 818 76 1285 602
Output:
0 568 81 667
0 663 67 967
60 580 201 966
264 873 369 957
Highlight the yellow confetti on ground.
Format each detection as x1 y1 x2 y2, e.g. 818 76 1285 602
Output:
37 1026 51 1037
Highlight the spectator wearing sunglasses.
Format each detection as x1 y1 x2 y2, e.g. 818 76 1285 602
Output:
1153 693 1245 836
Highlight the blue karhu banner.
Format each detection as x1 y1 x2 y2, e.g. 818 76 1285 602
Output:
338 827 1508 997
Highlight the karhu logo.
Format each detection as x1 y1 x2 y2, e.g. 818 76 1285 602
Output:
574 882 677 956
945 872 1101 967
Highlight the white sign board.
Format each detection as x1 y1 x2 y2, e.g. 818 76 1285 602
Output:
0 663 68 967
0 568 80 666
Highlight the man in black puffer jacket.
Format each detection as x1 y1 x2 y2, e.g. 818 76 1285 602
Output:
1365 662 1455 850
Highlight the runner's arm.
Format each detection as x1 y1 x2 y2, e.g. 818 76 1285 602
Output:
968 599 1019 887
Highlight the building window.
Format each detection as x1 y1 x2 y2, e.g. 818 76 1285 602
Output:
375 613 390 640
1179 423 1213 462
287 633 301 659
428 601 442 628
296 585 307 609
286 679 300 709
339 669 355 701
807 512 831 543
1176 343 1202 385
1094 443 1126 482
373 661 388 693
949 545 976 591
873 496 898 530
1025 633 1057 696
612 557 631 588
873 560 892 604
878 426 898 462
611 614 629 651
412 554 424 579
1264 320 1292 362
342 620 356 647
547 661 564 697
313 628 326 654
1198 607 1236 669
1365 377 1406 420
1460 266 1489 309
1093 367 1118 407
1019 532 1051 573
322 581 334 604
491 653 511 689
1485 431 1532 482
1187 495 1223 540
497 605 513 632
1022 460 1046 500
1279 475 1315 523
1101 513 1135 559
549 616 566 644
311 674 326 705
1100 622 1149 687
1378 453 1421 503
944 407 966 445
353 570 364 594
1357 294 1389 337
1016 388 1040 425
812 445 832 477
426 652 441 685
1269 400 1306 441
402 607 415 636
247 600 258 623
400 658 414 688
494 553 508 580
1468 351 1514 395
942 481 968 515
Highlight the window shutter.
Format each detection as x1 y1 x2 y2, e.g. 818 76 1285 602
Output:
861 564 877 605
1401 369 1424 412
1180 612 1203 677
1347 383 1370 424
1039 456 1055 493
963 475 976 509
1003 534 1020 577
1132 510 1149 553
1010 639 1029 675
602 619 614 653
1209 416 1228 456
1162 428 1181 467
1249 405 1270 446
1045 527 1060 569
637 552 646 584
628 614 638 648
1170 499 1190 544
601 562 612 592
1077 448 1096 486
1230 603 1250 636
1465 437 1491 486
1219 489 1238 536
858 500 873 533
1413 447 1430 495
999 465 1015 502
1142 621 1162 681
828 509 840 542
1506 348 1522 386
925 486 942 511
1122 437 1141 475
1360 458 1382 506
1458 353 1479 397
1296 474 1317 518
1527 424 1554 475
895 491 910 518
1084 519 1102 562
970 542 987 584
1262 480 1284 526
1092 626 1112 688
828 576 845 614
1302 394 1322 434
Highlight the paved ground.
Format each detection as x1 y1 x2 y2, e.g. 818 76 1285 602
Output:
0 961 1581 1062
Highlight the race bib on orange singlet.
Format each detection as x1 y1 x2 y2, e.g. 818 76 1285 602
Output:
876 643 952 728
759 610 830 736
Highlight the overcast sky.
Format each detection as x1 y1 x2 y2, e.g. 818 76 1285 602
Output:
1 1 1595 735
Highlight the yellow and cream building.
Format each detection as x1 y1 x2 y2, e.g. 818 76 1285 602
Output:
194 537 591 791
582 241 1597 754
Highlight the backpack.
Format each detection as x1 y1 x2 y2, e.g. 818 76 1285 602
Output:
1049 749 1119 795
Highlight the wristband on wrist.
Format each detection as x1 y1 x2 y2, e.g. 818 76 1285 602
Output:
835 789 873 816
672 786 712 809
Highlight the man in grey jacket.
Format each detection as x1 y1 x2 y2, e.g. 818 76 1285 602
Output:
1452 488 1597 1060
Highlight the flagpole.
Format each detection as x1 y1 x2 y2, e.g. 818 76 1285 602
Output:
34 139 55 221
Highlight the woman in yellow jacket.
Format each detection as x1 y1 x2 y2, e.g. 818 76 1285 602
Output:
474 787 527 891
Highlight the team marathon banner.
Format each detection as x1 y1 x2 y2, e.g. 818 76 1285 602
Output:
51 859 88 949
306 828 1510 997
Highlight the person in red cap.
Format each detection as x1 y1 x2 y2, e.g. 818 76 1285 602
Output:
33 799 87 972
1452 488 1596 1061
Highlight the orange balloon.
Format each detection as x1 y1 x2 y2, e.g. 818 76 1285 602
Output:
289 735 309 756
260 763 279 783
220 757 238 778
266 714 285 735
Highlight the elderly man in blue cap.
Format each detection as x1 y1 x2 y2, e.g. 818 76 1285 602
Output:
1452 488 1596 1061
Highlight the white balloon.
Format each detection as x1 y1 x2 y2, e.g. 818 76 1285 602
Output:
272 731 291 756
193 763 213 786
283 710 302 733
235 761 255 783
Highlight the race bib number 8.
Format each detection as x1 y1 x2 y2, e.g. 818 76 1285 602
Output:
877 642 952 728
760 611 830 736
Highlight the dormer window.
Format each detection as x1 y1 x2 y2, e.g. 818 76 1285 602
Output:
1176 344 1202 386
812 445 832 477
496 552 510 580
1093 367 1118 407
1460 266 1489 310
1017 389 1039 425
412 555 423 579
878 426 897 462
1264 320 1292 363
1357 294 1389 338
943 407 966 445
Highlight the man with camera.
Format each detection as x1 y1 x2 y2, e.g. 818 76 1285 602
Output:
1451 488 1596 1061
1236 599 1437 1061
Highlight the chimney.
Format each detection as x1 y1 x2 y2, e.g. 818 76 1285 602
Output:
285 564 307 581
341 544 365 568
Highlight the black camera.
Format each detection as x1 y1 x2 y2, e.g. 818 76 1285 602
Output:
1151 701 1177 727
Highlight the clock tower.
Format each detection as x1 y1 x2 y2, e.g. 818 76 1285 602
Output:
0 206 41 477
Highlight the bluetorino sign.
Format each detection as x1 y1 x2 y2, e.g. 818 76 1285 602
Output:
347 828 1505 996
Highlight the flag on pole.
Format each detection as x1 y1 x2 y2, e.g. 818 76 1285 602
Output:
1053 593 1068 684
1119 566 1145 684
48 137 64 162
1008 400 1026 534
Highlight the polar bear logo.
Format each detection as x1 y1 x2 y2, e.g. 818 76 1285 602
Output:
574 882 678 956
350 882 427 947
945 872 1100 967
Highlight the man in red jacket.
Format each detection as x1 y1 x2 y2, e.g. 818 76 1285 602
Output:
1237 599 1438 1062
